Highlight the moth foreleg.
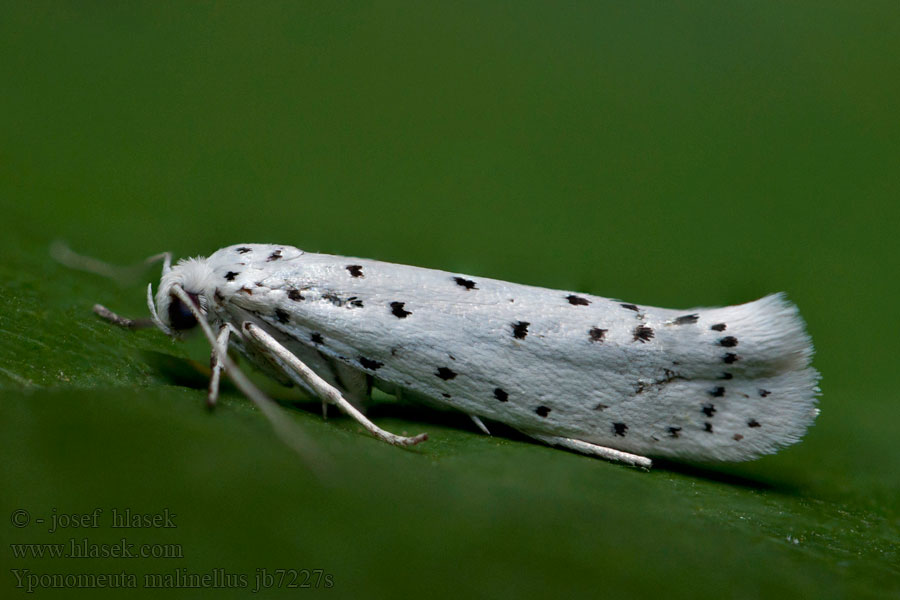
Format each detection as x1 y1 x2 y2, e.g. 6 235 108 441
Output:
208 324 238 409
241 322 428 448
92 304 155 330
527 434 652 470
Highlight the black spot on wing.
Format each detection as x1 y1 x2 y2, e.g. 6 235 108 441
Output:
346 265 363 278
436 367 457 380
720 372 734 380
747 419 761 428
390 302 411 318
633 325 654 343
323 293 364 308
718 336 738 347
659 368 682 383
535 406 551 417
493 388 508 402
621 303 639 312
674 314 699 325
310 332 324 344
704 422 714 433
358 357 384 371
702 403 717 417
708 386 725 397
589 327 607 342
512 321 529 339
288 289 304 301
758 389 771 397
668 427 682 438
453 277 477 290
733 433 744 441
566 295 590 306
236 247 252 254
594 403 608 411
274 308 290 324
613 422 627 436
267 249 282 261
723 353 739 364
224 271 239 281
441 393 451 399
711 323 727 332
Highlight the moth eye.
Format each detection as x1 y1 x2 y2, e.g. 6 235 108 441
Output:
168 292 201 330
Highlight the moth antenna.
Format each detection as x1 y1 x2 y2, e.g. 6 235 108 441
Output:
168 285 330 476
50 241 172 285
159 252 172 275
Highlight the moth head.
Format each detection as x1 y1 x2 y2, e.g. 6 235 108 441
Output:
150 257 215 335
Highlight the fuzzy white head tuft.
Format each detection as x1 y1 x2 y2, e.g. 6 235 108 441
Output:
151 256 217 333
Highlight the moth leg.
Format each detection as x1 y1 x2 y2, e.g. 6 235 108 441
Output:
527 434 652 470
241 322 428 448
469 415 491 436
92 304 156 330
160 285 329 478
207 324 237 409
317 358 370 415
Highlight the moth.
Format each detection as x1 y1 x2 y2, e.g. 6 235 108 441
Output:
87 243 819 469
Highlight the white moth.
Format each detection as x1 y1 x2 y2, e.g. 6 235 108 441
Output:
92 243 819 469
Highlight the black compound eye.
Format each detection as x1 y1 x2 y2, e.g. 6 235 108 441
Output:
168 292 201 330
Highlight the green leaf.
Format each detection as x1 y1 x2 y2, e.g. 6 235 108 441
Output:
2 2 899 598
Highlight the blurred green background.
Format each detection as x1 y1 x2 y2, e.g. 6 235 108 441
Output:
1 2 898 598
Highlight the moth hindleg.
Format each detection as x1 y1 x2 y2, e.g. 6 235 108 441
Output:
241 322 428 448
527 434 652 470
469 415 491 436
